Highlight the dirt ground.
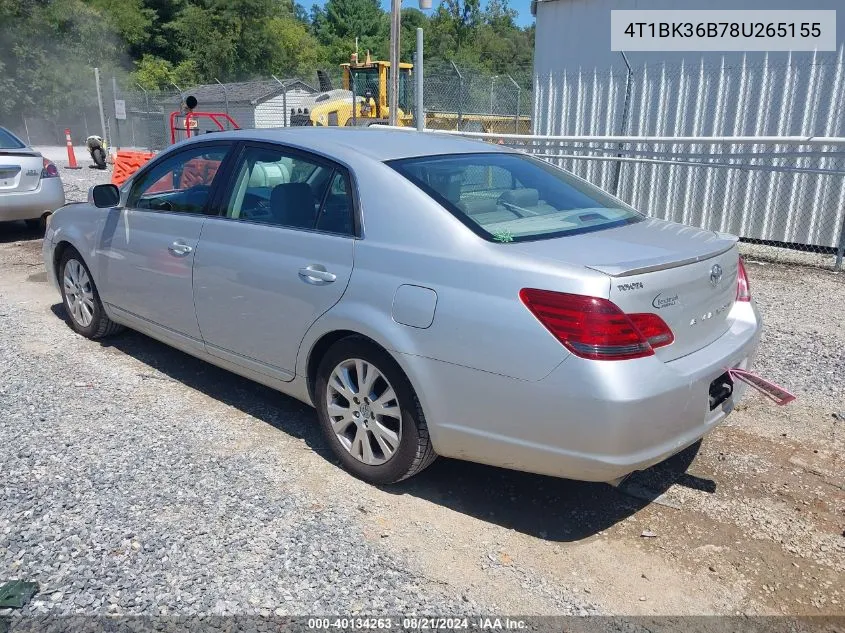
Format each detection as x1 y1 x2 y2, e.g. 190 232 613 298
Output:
0 159 842 616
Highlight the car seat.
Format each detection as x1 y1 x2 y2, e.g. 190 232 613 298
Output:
269 183 316 229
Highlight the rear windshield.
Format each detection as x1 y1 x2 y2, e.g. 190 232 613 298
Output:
0 128 26 149
389 152 643 242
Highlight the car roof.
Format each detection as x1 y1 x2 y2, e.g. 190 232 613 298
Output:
180 127 512 163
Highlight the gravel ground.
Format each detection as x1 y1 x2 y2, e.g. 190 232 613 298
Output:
0 294 490 618
35 146 113 203
0 155 842 626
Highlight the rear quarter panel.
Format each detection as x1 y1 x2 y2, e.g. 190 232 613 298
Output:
297 159 611 383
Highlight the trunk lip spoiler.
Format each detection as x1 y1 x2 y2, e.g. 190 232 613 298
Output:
586 238 738 277
0 150 41 158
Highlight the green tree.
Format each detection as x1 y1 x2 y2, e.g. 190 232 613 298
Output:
313 0 388 65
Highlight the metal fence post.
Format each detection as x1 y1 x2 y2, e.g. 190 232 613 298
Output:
611 51 634 196
21 115 31 146
94 68 107 144
272 76 289 127
112 76 122 148
836 214 845 270
215 78 230 124
506 74 520 133
415 28 424 131
450 61 464 130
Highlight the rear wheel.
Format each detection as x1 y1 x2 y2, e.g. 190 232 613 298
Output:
92 147 107 170
315 337 437 484
59 248 123 339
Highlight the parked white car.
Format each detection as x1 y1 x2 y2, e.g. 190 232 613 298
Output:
0 127 65 228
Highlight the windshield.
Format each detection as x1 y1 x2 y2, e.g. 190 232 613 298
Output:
0 128 26 149
389 152 643 242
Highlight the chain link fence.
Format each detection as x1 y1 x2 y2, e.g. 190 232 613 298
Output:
11 54 843 269
5 60 528 150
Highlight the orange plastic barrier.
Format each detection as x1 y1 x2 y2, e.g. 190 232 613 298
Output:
111 150 156 187
178 158 221 189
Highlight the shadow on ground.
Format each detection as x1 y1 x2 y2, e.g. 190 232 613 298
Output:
50 303 714 542
0 220 43 244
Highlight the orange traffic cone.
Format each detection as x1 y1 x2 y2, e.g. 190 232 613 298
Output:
65 129 81 170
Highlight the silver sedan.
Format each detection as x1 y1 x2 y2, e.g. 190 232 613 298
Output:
42 128 762 485
0 127 65 228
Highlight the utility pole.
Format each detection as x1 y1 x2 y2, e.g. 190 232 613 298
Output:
388 0 401 126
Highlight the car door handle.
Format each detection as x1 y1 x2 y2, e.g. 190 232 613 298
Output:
168 241 193 257
298 265 336 284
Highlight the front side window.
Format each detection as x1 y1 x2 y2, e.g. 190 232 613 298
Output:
127 145 228 214
389 153 643 242
224 145 354 235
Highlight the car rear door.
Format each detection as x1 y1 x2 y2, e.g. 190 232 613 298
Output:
192 142 356 380
96 142 233 346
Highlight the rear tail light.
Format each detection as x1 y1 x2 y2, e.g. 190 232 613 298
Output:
736 257 751 302
41 158 59 178
519 289 674 361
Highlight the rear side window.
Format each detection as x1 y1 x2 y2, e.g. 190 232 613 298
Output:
389 152 643 242
0 128 26 149
223 144 355 236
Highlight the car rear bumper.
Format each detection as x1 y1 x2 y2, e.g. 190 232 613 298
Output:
0 178 65 221
403 300 762 483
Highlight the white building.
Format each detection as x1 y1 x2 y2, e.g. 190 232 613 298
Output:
184 79 318 130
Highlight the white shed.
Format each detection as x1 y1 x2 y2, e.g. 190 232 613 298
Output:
184 79 318 130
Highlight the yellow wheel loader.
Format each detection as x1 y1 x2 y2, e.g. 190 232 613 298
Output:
292 52 414 127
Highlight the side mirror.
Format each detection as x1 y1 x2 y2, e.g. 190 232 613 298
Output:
91 184 120 208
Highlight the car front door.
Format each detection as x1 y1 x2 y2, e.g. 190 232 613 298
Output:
97 143 232 349
192 142 356 380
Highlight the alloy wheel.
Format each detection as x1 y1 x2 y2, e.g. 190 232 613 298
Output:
325 358 402 466
63 259 95 328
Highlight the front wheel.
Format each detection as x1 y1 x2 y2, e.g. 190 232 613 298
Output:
59 248 123 339
315 337 437 484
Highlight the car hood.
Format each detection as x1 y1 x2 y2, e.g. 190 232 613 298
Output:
510 217 737 277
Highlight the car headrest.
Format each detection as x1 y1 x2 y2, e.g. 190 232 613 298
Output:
459 197 498 216
248 163 269 188
269 183 316 229
500 188 539 208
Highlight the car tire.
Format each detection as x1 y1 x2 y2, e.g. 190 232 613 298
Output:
25 213 49 232
92 147 107 170
58 248 124 339
315 336 437 484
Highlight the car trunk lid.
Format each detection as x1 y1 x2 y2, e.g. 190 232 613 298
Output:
511 217 739 361
0 151 43 193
